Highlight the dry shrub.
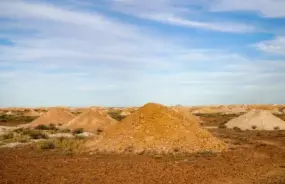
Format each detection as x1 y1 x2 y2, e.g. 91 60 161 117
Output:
108 110 125 121
35 124 50 130
251 125 257 130
22 129 48 139
0 132 14 140
14 128 24 133
60 128 71 133
54 137 86 154
37 141 55 150
35 137 86 154
16 136 30 143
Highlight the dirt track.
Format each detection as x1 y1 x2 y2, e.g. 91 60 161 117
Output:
1 129 285 184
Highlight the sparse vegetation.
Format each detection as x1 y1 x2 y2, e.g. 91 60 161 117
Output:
54 137 86 154
0 131 30 144
71 111 81 116
251 125 257 130
108 110 125 121
0 114 37 125
21 129 48 139
35 137 86 154
60 128 71 133
14 128 24 133
35 124 50 130
0 132 14 140
37 141 55 150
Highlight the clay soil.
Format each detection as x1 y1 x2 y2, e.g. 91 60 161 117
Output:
0 128 285 184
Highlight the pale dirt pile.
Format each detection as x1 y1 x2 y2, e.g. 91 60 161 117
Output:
226 110 285 130
63 108 117 133
86 103 226 154
23 108 75 128
5 111 13 115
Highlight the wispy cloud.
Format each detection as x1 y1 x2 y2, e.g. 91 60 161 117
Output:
255 37 285 56
110 0 256 33
0 0 284 107
138 13 255 33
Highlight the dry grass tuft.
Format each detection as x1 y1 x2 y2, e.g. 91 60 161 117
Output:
35 137 87 155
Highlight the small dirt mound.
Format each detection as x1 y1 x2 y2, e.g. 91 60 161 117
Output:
225 110 285 130
86 103 226 154
24 108 75 128
63 108 117 134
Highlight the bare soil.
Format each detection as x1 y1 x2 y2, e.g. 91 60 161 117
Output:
1 111 285 184
1 128 285 184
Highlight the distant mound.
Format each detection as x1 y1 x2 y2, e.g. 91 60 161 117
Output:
24 110 40 117
225 110 285 130
63 108 117 133
25 108 75 128
86 103 226 154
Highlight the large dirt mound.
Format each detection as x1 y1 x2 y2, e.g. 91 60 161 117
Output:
63 108 117 133
171 106 202 124
25 108 75 128
86 103 226 154
226 110 285 130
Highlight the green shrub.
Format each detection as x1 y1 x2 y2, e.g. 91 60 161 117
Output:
35 124 58 131
72 128 84 135
22 129 48 139
35 124 50 130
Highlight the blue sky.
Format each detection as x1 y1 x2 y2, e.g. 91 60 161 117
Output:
0 0 285 107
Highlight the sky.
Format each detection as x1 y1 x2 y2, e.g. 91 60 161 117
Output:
0 0 285 107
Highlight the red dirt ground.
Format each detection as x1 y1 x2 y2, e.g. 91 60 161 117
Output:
1 129 285 184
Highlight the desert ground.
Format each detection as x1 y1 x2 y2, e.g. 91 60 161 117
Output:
1 104 285 184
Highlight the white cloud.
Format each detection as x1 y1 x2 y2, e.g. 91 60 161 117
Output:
110 0 255 33
0 0 284 107
139 13 255 33
255 37 285 55
209 0 285 18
